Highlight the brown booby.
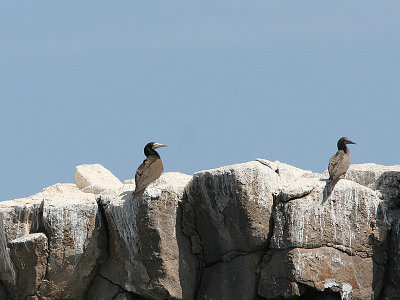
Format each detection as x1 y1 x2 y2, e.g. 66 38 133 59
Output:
132 142 167 199
328 137 356 185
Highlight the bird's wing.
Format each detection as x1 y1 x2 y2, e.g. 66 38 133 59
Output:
134 156 164 196
328 150 350 181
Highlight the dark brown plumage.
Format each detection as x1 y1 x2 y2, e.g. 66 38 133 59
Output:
328 137 356 185
132 142 167 199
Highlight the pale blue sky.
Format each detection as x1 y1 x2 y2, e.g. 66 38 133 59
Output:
1 1 399 201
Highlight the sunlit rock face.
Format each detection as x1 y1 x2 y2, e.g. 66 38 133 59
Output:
0 183 107 299
0 161 399 299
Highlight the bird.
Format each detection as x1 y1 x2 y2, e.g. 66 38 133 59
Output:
132 142 167 199
328 137 356 185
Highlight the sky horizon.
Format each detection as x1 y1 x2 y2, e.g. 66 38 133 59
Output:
1 1 399 201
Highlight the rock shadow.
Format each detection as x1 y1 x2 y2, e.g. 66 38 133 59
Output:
374 171 400 299
176 195 200 300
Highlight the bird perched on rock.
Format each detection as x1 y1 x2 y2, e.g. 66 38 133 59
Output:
328 137 356 185
132 142 167 199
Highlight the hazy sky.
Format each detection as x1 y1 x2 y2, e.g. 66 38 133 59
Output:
1 1 399 201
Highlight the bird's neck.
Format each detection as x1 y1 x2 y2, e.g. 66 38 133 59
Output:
337 141 349 154
144 148 160 158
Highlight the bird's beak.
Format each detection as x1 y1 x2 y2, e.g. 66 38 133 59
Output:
153 143 168 149
347 140 356 144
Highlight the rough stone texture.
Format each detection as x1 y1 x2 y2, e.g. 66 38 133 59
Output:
8 233 48 299
0 280 9 300
258 247 383 300
198 251 263 300
75 163 123 194
271 179 388 255
1 161 400 299
38 184 108 299
185 161 280 265
96 172 198 300
383 211 400 299
86 275 121 300
0 183 107 300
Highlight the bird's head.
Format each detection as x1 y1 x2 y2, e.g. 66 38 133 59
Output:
144 142 168 157
337 137 356 151
339 137 356 145
149 142 168 149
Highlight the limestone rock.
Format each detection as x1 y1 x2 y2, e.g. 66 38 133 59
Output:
198 252 263 300
258 247 382 299
383 211 400 299
1 161 400 299
186 161 280 264
0 183 107 300
271 179 388 256
97 172 198 300
75 163 123 194
86 275 120 300
8 233 48 299
38 184 107 299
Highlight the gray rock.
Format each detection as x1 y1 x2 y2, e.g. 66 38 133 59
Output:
86 275 120 300
8 233 48 299
186 161 279 264
197 251 263 300
1 161 400 300
98 172 198 300
0 183 107 300
75 163 123 194
271 179 388 256
38 184 108 299
258 247 383 300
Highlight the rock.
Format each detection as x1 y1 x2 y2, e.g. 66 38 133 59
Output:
383 211 400 299
271 179 388 256
86 275 120 300
0 183 108 300
8 233 48 299
75 164 123 194
198 252 263 300
1 161 400 299
97 172 198 300
37 184 108 299
258 247 383 300
0 276 10 300
0 193 44 295
186 161 280 264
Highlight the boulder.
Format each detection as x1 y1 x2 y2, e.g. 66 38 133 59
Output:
185 161 280 265
0 183 108 299
86 275 120 300
197 251 263 300
96 172 198 300
271 179 388 256
1 161 400 299
8 233 48 299
38 184 108 299
75 163 123 194
258 247 382 300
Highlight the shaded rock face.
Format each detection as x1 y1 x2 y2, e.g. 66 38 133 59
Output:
0 161 400 299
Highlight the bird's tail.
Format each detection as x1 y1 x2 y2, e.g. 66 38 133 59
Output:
132 188 145 200
325 176 341 187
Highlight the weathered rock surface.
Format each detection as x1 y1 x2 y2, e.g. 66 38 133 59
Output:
0 161 399 299
75 163 123 194
185 161 280 265
0 183 107 299
8 233 48 299
95 172 198 300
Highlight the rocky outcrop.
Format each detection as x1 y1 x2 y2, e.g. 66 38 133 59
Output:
0 161 399 299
